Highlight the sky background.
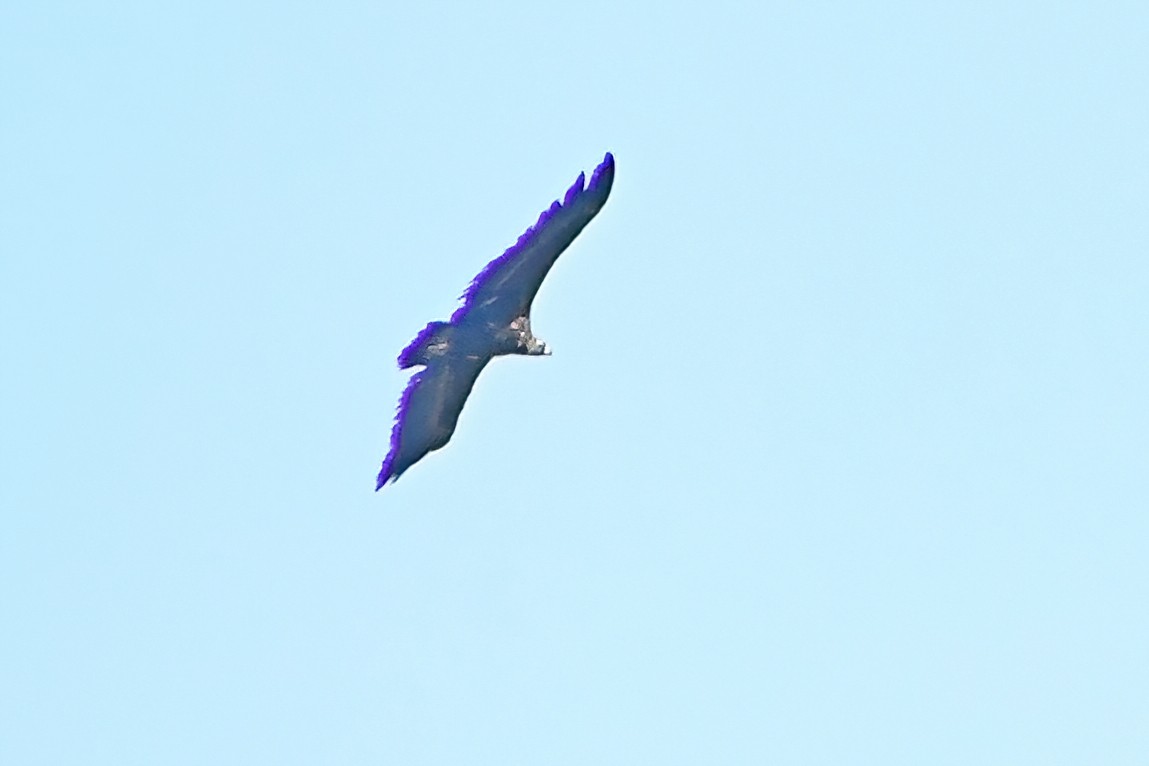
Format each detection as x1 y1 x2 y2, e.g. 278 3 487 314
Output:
3 2 1148 763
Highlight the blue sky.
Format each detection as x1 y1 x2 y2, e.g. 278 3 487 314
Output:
3 2 1147 763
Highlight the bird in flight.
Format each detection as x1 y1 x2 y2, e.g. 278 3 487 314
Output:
376 152 615 489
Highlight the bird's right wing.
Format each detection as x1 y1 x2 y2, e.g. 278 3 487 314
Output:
451 152 615 327
376 353 490 489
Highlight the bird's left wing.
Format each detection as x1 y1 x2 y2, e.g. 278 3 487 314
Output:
376 353 490 489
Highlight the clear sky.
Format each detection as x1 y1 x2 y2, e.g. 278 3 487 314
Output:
3 2 1147 763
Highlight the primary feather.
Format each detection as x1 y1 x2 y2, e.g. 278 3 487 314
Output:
377 152 615 490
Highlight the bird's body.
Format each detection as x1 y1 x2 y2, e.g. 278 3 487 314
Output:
376 153 615 489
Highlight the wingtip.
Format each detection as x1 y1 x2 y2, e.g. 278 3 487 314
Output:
376 370 423 493
590 151 615 192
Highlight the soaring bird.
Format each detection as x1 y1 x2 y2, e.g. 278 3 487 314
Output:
376 153 615 489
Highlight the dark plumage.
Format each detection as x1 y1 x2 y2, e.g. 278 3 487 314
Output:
376 153 615 489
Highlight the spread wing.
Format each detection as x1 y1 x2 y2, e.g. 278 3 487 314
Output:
376 353 490 489
451 152 615 327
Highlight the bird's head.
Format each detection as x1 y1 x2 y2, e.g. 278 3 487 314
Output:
523 337 551 356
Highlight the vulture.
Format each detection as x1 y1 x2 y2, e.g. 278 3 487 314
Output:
376 152 615 489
